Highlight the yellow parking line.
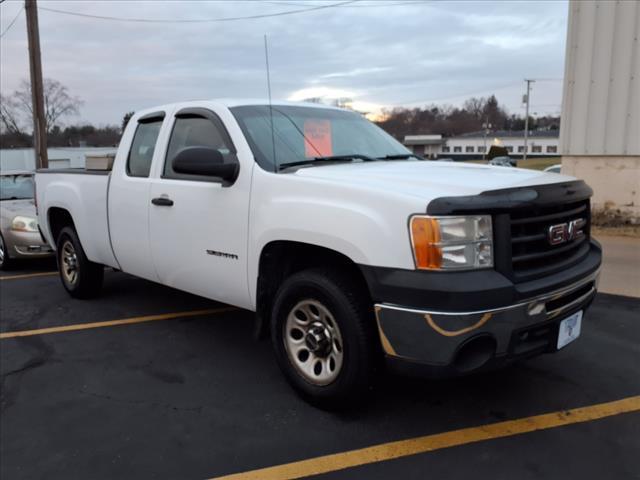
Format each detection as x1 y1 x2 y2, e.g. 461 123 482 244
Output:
0 271 58 281
211 395 640 480
0 307 236 339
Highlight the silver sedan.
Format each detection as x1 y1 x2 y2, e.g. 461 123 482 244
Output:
0 171 54 270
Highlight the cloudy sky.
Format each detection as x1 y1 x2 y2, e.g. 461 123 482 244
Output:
0 0 568 126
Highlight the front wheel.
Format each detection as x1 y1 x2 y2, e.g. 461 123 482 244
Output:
271 268 378 408
56 226 103 298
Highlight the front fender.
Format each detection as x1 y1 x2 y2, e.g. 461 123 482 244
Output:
247 170 424 307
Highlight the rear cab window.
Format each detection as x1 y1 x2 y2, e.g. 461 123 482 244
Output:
127 113 165 178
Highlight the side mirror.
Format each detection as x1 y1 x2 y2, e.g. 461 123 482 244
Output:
171 146 239 183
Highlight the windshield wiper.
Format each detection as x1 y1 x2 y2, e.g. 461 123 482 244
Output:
376 153 422 160
278 154 376 171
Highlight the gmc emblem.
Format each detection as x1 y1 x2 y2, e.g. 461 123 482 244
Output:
547 218 586 246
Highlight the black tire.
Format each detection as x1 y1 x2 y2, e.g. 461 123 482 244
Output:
56 226 103 298
0 234 14 271
270 268 379 408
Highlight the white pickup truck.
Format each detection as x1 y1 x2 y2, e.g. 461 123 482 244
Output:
36 99 602 406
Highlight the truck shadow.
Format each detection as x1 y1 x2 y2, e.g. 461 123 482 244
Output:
0 257 56 276
3 269 632 479
94 271 589 427
159 305 581 448
2 268 619 455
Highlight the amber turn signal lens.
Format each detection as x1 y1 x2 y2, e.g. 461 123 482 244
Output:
410 216 442 269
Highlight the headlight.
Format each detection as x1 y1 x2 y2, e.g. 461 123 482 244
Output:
409 215 493 270
11 216 39 232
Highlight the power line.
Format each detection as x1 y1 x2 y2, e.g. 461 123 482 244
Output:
334 0 429 7
38 1 357 24
264 0 426 7
0 5 23 38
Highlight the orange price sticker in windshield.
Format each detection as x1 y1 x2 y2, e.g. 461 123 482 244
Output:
304 119 333 157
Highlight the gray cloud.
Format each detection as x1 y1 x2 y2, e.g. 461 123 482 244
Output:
0 0 567 125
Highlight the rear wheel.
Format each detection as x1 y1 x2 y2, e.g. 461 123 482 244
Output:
271 268 378 408
56 226 103 298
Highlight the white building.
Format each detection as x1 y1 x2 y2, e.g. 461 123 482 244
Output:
0 147 117 171
404 130 560 160
403 135 444 159
560 0 639 219
442 130 559 159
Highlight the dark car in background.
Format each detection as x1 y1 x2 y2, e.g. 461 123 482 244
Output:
489 156 517 167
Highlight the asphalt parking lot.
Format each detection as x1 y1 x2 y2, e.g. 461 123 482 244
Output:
1 260 639 480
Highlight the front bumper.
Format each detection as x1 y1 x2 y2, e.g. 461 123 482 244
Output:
4 229 54 259
363 240 602 377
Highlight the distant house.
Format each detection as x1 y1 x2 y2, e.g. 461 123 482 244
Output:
403 135 444 159
403 130 559 160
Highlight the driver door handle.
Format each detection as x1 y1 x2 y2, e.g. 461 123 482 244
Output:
151 196 174 207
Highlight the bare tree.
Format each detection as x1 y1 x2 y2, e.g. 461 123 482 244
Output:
463 97 486 120
375 94 526 139
12 78 83 134
0 93 25 135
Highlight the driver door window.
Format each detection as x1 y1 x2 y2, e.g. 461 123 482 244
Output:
164 116 234 181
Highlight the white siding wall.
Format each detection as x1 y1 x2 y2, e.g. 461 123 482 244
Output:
443 137 559 155
560 0 640 156
0 147 117 171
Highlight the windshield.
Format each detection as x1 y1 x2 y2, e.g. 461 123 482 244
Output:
230 105 411 171
0 174 35 201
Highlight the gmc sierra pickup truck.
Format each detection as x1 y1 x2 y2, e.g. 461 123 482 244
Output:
36 99 602 406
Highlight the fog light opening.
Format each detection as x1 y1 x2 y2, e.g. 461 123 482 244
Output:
453 335 497 373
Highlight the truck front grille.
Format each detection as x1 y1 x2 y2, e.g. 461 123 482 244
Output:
508 200 591 282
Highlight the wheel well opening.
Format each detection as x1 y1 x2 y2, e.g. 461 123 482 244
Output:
255 241 371 339
48 208 75 245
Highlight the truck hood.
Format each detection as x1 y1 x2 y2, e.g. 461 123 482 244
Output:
293 160 573 200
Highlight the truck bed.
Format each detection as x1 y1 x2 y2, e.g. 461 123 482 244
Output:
35 169 119 269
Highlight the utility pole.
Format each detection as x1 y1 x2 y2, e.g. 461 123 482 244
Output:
522 79 535 163
25 0 48 169
482 117 491 161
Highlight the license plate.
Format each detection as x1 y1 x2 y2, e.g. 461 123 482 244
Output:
557 310 583 349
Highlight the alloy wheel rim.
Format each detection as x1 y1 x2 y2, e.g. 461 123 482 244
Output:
283 299 344 386
61 240 78 286
0 236 5 264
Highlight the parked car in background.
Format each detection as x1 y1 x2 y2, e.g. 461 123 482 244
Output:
489 156 516 167
544 164 562 174
0 171 54 269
